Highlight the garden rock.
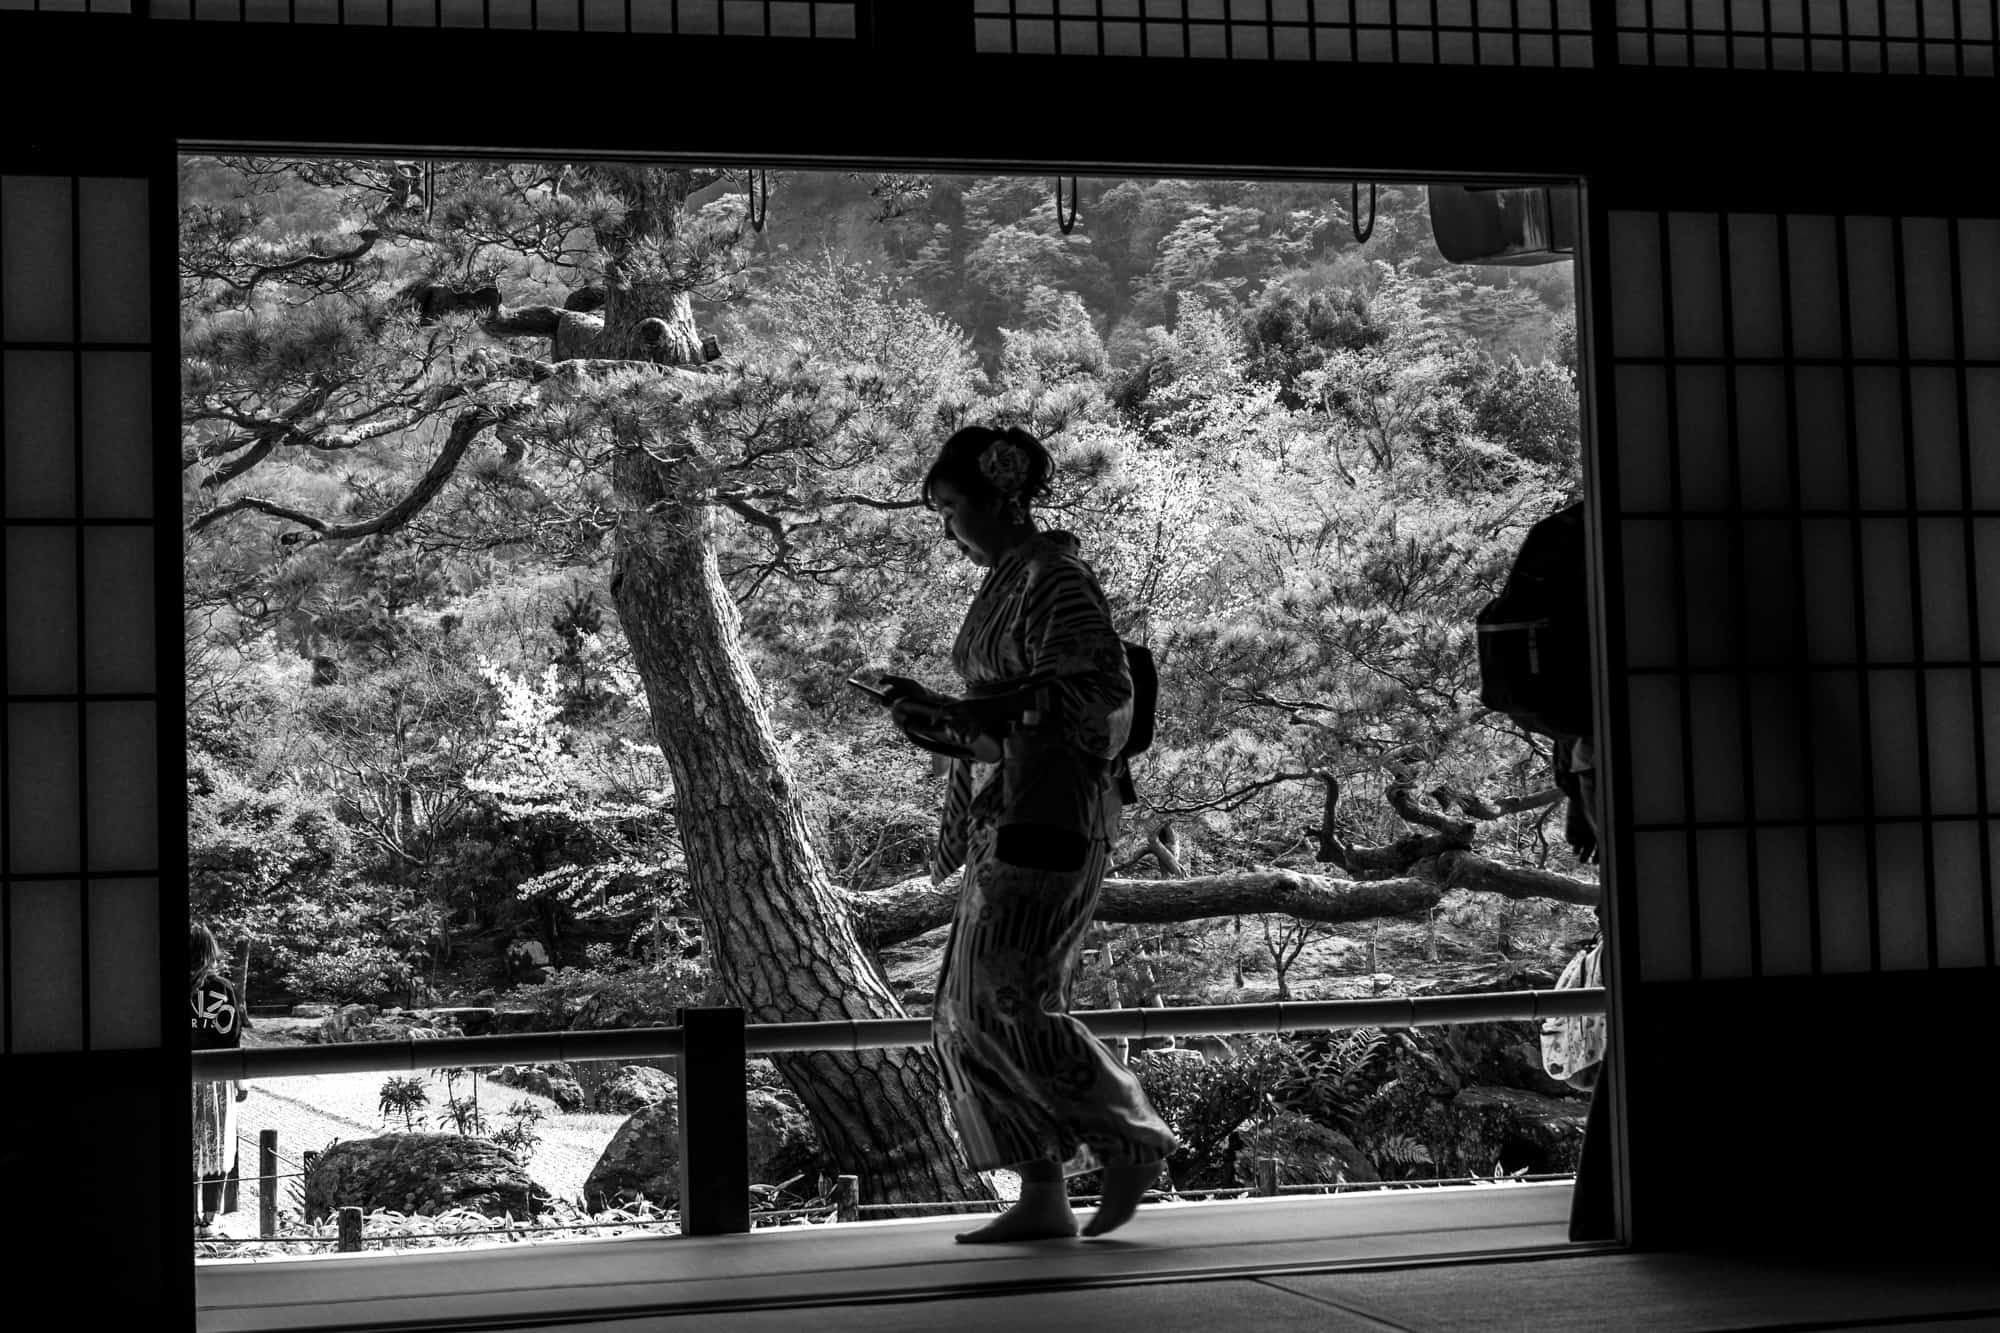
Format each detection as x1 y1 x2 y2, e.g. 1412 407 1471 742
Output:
290 1002 334 1019
302 1132 552 1221
1445 1084 1588 1176
492 1063 586 1111
319 1004 380 1043
595 1065 674 1115
583 1097 682 1210
583 1087 818 1211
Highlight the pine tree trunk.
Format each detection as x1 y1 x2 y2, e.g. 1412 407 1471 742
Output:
604 326 985 1207
589 169 988 1210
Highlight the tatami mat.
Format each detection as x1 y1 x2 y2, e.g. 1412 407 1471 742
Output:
197 1184 1572 1330
200 1183 2000 1332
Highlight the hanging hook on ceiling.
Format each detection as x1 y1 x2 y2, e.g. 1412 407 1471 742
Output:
1056 176 1080 235
1351 182 1377 244
747 168 769 233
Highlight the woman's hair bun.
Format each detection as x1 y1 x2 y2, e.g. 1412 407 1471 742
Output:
924 425 1054 507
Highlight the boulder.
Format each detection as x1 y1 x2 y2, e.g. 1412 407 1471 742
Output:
1445 1084 1588 1177
583 1097 682 1211
583 1087 818 1211
289 1003 334 1019
302 1132 552 1221
595 1065 675 1115
1437 1021 1578 1100
318 1004 380 1043
491 1063 586 1112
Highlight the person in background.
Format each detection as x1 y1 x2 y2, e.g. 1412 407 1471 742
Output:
864 425 1177 1243
190 922 247 1236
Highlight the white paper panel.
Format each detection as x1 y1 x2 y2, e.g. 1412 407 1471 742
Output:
1866 670 1923 819
1695 828 1754 978
1733 367 1791 511
1907 369 1962 510
86 702 157 872
88 878 161 1050
76 179 150 347
1814 824 1873 972
1921 669 1980 817
1686 673 1744 822
1 176 73 345
1916 519 1971 661
1674 366 1731 511
1872 823 1931 970
3 351 77 518
1754 826 1815 976
1668 213 1724 359
5 703 79 874
8 881 82 1052
80 352 153 521
1609 213 1666 358
1929 822 1988 969
1633 832 1694 983
5 526 77 695
1626 674 1685 824
1726 213 1784 359
83 527 156 695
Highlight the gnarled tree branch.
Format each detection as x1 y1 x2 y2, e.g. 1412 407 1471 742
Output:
187 405 502 543
845 857 1599 950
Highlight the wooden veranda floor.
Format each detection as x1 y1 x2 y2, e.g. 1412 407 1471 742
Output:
195 1183 2000 1332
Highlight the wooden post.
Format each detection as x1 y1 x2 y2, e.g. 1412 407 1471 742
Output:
676 1006 749 1236
336 1206 363 1252
258 1131 278 1237
1255 1157 1279 1197
833 1174 859 1224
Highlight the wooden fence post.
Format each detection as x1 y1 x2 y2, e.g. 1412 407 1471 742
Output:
258 1131 278 1237
337 1206 363 1252
833 1174 859 1223
1255 1157 1279 1197
676 1006 749 1236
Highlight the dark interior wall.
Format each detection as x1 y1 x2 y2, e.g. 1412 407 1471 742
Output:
2 2 1996 1321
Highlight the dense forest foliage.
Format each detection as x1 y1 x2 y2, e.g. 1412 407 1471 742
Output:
182 161 1588 1019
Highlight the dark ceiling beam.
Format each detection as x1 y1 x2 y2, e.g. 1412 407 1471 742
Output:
4 12 1994 215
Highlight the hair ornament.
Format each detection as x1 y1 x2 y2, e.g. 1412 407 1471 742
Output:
977 435 1031 497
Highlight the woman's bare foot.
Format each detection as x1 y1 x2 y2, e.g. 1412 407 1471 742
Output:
1081 1162 1160 1237
954 1187 1078 1244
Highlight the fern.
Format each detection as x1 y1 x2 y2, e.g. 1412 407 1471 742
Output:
1370 1132 1434 1178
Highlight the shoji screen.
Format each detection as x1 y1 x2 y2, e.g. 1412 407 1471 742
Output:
1603 210 2000 986
0 168 175 1310
148 0 861 35
3 174 164 1053
971 0 1598 64
1612 0 1997 76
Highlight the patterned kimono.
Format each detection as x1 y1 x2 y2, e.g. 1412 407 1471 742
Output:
929 530 1179 1174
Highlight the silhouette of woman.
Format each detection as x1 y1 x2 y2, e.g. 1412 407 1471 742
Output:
869 425 1177 1243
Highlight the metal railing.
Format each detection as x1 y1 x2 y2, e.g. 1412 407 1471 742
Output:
191 987 1605 1236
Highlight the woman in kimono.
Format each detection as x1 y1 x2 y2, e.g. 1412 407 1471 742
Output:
878 425 1177 1243
190 922 246 1235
